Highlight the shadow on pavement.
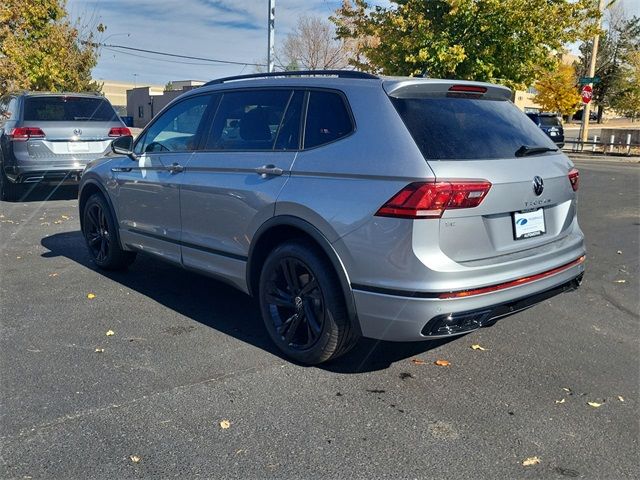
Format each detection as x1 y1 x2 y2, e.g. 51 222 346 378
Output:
9 184 78 202
41 231 453 373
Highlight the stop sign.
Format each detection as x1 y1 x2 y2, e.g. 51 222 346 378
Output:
581 85 593 104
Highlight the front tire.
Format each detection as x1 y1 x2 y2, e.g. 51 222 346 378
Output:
259 240 358 364
82 193 136 270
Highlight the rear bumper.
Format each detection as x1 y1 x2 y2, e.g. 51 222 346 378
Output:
352 256 585 341
4 165 84 184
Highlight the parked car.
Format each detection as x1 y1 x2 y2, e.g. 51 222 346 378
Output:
572 109 598 121
79 71 585 364
0 92 130 201
526 112 565 148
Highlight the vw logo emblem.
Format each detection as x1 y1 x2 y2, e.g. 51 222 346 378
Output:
533 176 544 196
73 128 82 136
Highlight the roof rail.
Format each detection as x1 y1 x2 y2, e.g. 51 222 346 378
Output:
204 70 379 86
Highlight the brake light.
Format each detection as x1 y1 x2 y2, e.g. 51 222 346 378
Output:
448 85 487 94
376 180 492 219
9 127 45 141
108 127 131 137
568 168 579 192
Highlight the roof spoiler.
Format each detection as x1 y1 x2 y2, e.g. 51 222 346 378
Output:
383 79 512 101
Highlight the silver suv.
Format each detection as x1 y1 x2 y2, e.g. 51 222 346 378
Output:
78 71 585 364
0 92 130 201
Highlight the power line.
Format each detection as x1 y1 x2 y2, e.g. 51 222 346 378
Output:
102 47 231 67
85 41 267 67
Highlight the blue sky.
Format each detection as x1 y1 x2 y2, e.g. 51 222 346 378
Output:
67 0 640 86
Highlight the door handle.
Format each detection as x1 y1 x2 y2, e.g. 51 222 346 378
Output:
168 162 184 174
111 167 132 173
255 164 283 177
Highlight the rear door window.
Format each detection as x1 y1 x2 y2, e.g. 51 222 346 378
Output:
390 97 556 160
304 91 353 149
204 89 292 151
23 96 118 122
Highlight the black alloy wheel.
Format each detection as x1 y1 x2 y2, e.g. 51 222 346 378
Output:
259 240 358 364
84 202 111 263
264 257 325 350
82 193 136 270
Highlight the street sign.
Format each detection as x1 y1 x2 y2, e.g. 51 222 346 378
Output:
581 85 593 104
579 76 601 84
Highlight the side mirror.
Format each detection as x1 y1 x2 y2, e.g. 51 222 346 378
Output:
111 135 137 160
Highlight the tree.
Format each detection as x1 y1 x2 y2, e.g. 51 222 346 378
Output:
278 16 352 71
533 63 582 117
332 0 600 90
576 9 640 122
610 50 640 120
0 0 101 95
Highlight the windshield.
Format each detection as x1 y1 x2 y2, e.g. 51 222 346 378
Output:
23 96 118 122
391 96 556 160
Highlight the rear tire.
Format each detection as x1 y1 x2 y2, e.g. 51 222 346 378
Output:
258 240 358 364
82 193 136 270
0 167 21 202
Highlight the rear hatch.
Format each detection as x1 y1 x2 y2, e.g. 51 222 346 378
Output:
384 80 577 263
19 95 125 159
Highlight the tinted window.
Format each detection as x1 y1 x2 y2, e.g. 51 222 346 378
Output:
23 96 118 122
538 116 561 127
391 97 556 160
139 94 214 153
205 90 291 151
274 90 304 150
304 91 353 149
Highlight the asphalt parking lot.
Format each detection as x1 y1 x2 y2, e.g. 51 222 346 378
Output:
1 160 638 479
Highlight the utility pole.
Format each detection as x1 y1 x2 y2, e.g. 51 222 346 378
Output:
267 0 275 73
580 0 606 145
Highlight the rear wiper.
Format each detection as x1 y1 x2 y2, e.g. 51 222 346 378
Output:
515 145 559 157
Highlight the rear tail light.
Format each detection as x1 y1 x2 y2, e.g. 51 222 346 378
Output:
568 168 579 191
9 127 45 141
376 180 492 219
108 127 131 137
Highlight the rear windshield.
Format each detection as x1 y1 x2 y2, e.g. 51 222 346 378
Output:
391 96 556 160
537 116 561 127
23 96 118 122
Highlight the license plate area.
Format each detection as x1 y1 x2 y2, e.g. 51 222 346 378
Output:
68 142 90 153
513 208 546 240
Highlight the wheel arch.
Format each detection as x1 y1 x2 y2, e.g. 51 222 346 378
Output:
247 216 361 336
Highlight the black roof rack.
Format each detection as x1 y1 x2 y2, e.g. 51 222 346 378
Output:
204 70 379 86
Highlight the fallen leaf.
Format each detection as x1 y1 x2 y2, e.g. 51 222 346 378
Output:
105 330 115 336
587 401 602 408
434 359 451 367
522 456 541 466
562 387 571 392
471 344 486 351
129 455 141 463
49 273 59 277
618 396 624 402
614 279 626 283
95 348 105 353
16 256 21 259
411 358 426 365
53 220 62 225
60 215 70 220
87 293 96 299
219 420 231 429
555 399 566 404
616 250 622 254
